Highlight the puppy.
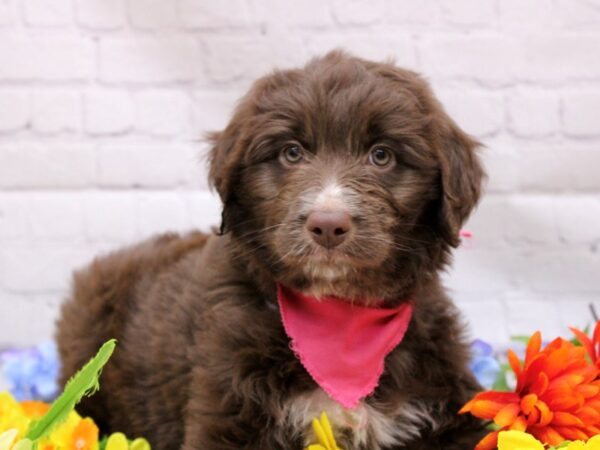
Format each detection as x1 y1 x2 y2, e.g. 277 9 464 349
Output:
57 51 485 450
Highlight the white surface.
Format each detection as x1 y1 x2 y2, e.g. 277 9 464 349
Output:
0 0 599 347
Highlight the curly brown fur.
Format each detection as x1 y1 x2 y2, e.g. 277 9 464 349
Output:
57 51 486 449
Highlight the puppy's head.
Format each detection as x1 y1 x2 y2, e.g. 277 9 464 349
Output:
208 51 484 303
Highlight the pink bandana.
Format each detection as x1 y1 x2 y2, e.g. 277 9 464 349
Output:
277 284 413 409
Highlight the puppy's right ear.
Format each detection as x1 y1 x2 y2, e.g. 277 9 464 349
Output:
207 128 242 234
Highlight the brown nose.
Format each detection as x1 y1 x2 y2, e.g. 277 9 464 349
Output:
306 211 352 249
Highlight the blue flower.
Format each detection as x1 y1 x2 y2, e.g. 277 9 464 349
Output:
469 339 501 389
1 341 61 401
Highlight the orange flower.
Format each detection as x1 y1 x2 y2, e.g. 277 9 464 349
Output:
460 331 600 450
69 418 99 450
20 401 50 419
571 321 600 366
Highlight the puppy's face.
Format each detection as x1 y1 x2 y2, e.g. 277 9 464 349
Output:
209 51 483 303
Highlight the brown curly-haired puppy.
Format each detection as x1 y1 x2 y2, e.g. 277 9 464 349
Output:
57 51 486 450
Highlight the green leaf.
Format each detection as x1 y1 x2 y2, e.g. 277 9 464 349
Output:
510 335 532 345
26 339 117 442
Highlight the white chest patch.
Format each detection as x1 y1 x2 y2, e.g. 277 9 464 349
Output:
282 389 436 450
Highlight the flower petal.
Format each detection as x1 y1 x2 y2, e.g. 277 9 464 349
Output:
526 331 542 365
475 431 499 450
570 327 595 362
552 412 584 427
585 434 600 450
554 426 589 442
495 404 521 428
497 430 544 450
536 400 553 427
520 394 538 415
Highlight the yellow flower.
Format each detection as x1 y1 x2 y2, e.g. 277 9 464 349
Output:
104 433 151 450
0 430 19 450
38 410 82 450
0 430 32 450
566 435 600 450
305 412 342 450
0 393 29 437
499 431 600 450
497 430 544 450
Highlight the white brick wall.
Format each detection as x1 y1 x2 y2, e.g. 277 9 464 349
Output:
0 0 599 348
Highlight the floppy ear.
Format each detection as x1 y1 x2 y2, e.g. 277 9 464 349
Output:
435 116 485 247
207 125 244 234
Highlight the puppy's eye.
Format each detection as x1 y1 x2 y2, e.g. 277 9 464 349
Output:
281 145 304 165
368 147 393 168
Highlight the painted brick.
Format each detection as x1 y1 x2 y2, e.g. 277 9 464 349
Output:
178 0 255 29
0 244 98 293
97 143 195 188
252 0 333 28
507 90 559 137
83 193 137 242
0 142 95 188
29 194 85 241
304 34 417 69
505 297 562 341
192 90 239 133
75 0 124 29
127 0 178 29
0 37 93 81
203 36 308 83
32 90 81 133
0 195 31 240
134 90 189 136
440 0 496 26
186 191 222 232
555 197 600 245
0 0 11 26
84 89 134 135
331 0 384 26
420 35 515 85
421 35 600 85
384 0 441 25
137 193 189 237
562 91 600 137
0 295 60 347
436 88 504 137
0 90 30 132
454 299 508 345
23 0 72 26
98 37 199 83
498 0 565 31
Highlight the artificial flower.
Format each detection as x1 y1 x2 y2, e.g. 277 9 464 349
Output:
0 430 19 450
497 430 600 450
69 418 98 450
104 432 151 450
460 331 600 449
20 401 50 418
497 430 544 450
0 393 29 437
571 322 600 367
306 412 341 450
1 343 60 402
471 339 502 389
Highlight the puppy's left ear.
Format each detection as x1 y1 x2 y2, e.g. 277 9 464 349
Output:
435 116 485 247
207 125 244 234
